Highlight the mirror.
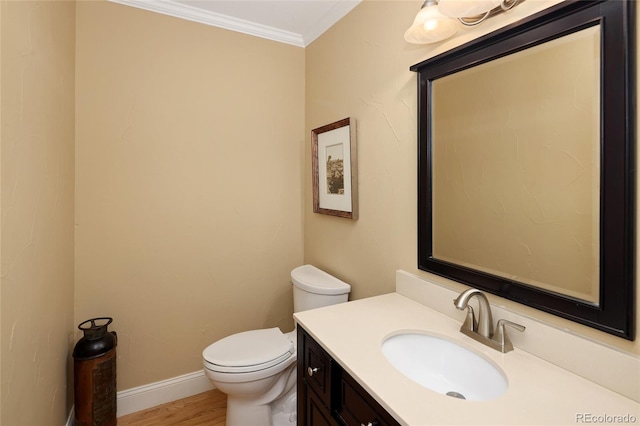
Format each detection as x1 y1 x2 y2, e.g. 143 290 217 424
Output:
432 25 601 305
411 0 634 339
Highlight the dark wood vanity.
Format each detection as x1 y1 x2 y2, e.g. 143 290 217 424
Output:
297 326 401 426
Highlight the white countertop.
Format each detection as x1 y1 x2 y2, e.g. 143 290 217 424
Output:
294 293 640 426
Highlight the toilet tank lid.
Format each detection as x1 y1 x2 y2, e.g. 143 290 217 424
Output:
291 265 351 295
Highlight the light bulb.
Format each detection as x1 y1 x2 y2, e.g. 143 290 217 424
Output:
424 19 439 31
404 3 457 44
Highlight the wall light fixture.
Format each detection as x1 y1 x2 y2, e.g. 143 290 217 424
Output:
404 0 521 44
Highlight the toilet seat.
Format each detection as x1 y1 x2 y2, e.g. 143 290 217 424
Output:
203 328 294 374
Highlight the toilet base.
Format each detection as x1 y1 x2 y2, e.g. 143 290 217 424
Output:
272 406 297 426
226 397 270 426
272 387 297 426
219 361 297 426
226 387 296 426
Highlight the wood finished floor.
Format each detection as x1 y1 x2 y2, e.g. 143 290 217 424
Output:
117 389 226 426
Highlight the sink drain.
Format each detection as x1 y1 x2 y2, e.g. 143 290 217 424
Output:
446 391 466 400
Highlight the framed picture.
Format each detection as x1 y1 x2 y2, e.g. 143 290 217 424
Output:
312 118 358 219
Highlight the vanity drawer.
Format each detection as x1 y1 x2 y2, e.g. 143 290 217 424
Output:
335 371 400 426
301 327 333 407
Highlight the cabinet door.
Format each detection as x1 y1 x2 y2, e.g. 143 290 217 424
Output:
298 326 335 426
300 327 333 407
335 371 401 426
306 383 337 426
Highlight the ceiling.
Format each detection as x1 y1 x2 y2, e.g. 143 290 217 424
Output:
109 0 362 47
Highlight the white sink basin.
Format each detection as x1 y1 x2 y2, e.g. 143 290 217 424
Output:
381 332 508 401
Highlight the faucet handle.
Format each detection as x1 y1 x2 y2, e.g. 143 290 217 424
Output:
493 319 525 353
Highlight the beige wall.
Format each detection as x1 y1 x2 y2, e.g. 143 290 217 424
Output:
305 1 420 301
75 1 305 390
0 0 637 421
305 0 640 355
1 1 76 425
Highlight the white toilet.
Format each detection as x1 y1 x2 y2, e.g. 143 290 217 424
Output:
202 264 351 426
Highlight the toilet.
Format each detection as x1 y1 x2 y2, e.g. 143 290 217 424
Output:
202 264 351 426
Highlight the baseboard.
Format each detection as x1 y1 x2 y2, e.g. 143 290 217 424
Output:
64 370 215 424
117 370 215 417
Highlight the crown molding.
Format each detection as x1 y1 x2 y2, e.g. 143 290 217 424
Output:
108 0 306 47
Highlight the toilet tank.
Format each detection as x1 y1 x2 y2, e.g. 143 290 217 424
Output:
291 265 351 312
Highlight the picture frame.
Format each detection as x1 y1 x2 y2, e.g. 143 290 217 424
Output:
312 118 358 219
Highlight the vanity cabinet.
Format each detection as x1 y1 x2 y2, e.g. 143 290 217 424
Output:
297 326 401 426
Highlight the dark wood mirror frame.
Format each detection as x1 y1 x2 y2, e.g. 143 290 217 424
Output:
411 0 635 340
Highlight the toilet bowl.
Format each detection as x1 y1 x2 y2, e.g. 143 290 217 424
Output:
202 265 350 426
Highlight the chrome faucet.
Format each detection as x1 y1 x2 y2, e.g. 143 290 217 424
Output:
453 288 525 353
